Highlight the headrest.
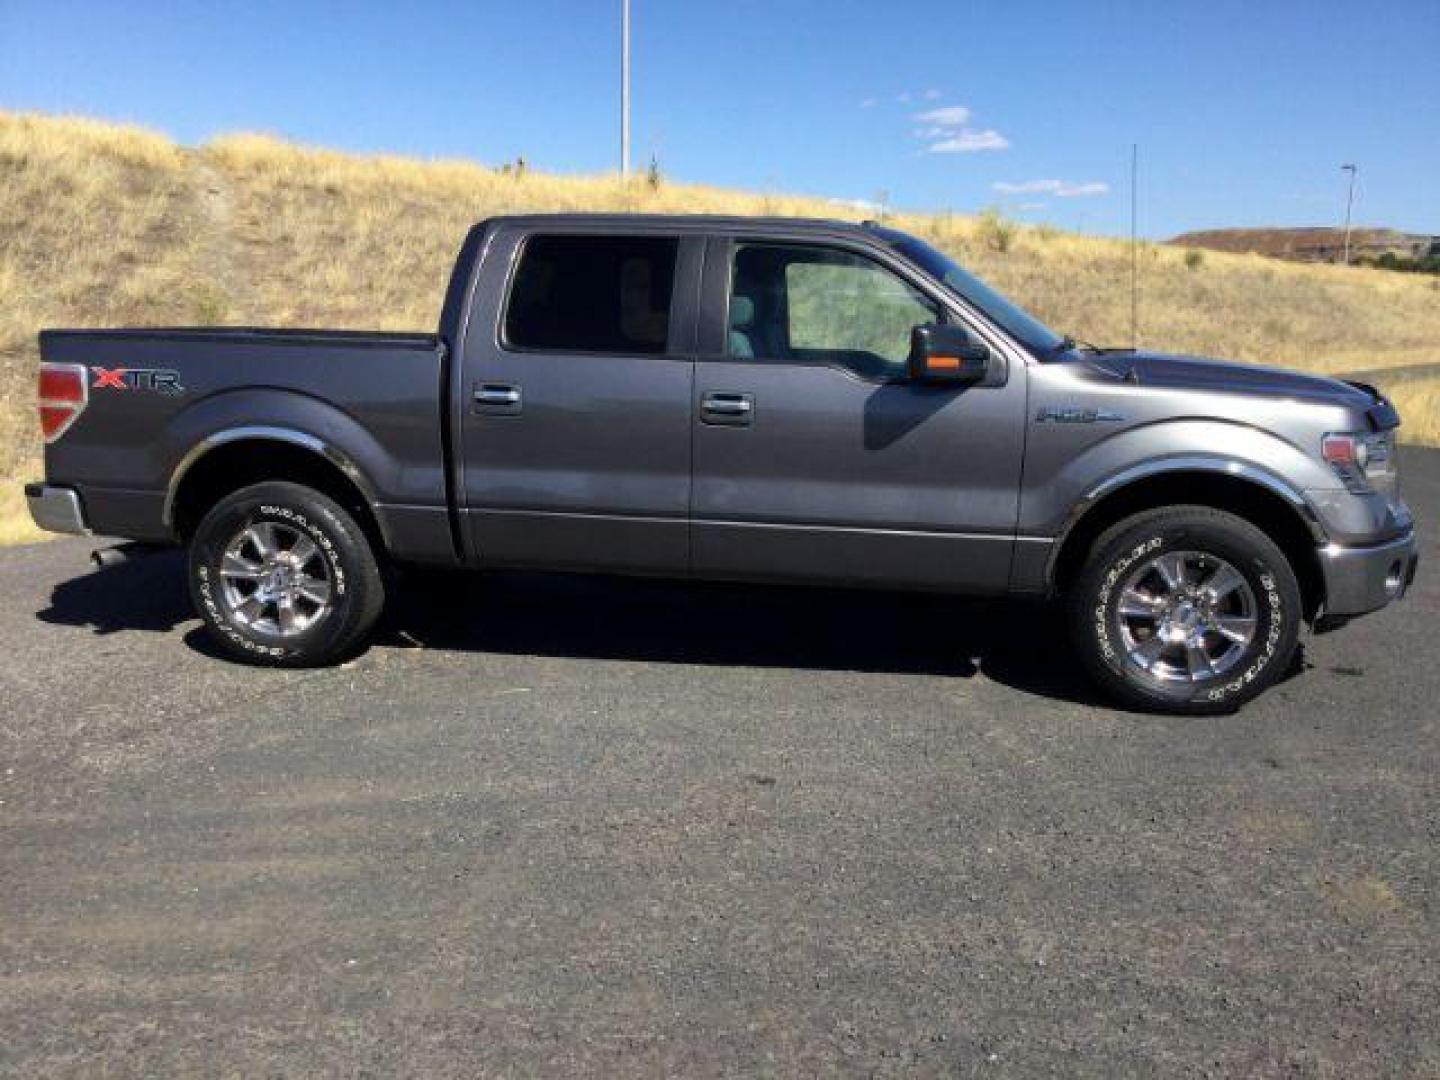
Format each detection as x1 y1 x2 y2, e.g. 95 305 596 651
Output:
729 295 755 329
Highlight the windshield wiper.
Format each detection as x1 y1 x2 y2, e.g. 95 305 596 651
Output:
1046 335 1135 359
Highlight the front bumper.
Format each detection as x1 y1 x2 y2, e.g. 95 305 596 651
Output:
24 483 90 536
1318 528 1418 618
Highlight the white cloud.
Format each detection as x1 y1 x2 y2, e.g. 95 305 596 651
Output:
914 104 972 127
992 178 1109 197
859 97 877 109
922 88 942 100
903 102 1010 154
930 128 1010 153
896 92 912 103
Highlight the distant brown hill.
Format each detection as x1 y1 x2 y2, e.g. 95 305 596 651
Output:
1171 227 1439 264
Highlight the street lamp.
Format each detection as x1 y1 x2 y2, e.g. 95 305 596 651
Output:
1340 163 1357 265
620 0 631 177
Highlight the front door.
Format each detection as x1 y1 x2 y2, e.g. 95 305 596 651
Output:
459 228 700 573
691 237 1027 591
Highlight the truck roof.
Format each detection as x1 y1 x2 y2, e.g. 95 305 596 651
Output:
478 213 883 237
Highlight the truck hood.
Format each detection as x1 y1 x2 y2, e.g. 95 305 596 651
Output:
1085 351 1379 410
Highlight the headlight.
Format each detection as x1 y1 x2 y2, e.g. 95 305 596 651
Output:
1322 431 1394 493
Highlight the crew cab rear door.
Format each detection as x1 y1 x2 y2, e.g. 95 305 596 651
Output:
689 234 1027 590
457 225 701 572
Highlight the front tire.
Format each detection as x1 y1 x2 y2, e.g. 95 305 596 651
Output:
1068 506 1302 714
188 481 385 666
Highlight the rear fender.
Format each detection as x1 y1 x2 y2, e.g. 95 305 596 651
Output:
158 389 394 538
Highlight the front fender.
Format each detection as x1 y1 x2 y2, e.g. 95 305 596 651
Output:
1020 418 1337 541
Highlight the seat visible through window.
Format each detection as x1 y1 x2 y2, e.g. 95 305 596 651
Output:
728 294 756 358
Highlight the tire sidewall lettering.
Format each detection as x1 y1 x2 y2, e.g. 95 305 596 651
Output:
1093 535 1164 665
1203 569 1283 703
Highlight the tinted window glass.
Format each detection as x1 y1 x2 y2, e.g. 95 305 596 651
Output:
505 235 677 354
728 243 938 379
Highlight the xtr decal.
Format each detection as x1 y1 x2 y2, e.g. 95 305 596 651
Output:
90 367 185 395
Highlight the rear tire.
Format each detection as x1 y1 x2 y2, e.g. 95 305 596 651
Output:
1067 506 1302 714
188 481 385 667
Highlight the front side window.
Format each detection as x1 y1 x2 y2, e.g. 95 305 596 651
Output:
505 235 677 354
727 243 939 379
871 226 1064 356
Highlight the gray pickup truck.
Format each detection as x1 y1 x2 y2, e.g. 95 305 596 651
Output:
28 214 1416 712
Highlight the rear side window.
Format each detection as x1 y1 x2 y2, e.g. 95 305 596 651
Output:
504 235 677 354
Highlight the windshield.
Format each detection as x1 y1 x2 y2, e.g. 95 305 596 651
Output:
876 228 1066 356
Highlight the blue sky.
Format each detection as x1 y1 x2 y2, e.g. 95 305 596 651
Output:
1 0 1436 238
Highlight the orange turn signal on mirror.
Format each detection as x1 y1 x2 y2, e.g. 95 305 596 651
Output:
927 355 962 371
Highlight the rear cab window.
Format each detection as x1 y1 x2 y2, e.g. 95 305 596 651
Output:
503 234 678 354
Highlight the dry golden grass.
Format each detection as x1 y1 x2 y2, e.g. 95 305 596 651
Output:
0 484 47 545
2 110 1437 541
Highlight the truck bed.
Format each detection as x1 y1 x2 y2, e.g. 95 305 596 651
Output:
39 326 453 561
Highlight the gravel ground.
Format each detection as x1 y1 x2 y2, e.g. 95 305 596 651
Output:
1 451 1437 1077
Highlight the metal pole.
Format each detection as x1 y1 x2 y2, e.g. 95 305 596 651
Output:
1130 143 1138 348
620 0 631 177
1340 163 1357 265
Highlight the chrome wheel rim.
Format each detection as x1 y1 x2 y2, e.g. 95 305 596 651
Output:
218 521 333 637
1116 550 1258 683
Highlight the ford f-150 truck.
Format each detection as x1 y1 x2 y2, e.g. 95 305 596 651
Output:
27 214 1417 712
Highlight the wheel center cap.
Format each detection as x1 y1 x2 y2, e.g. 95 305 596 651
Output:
260 565 291 598
1160 600 1206 644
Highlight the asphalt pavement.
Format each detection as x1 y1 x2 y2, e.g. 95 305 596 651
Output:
2 451 1438 1076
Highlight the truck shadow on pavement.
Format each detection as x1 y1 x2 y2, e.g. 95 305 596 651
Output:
38 549 1110 706
37 544 192 635
380 569 1109 706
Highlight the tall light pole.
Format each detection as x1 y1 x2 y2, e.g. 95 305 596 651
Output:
1130 143 1139 348
1340 163 1357 265
620 0 631 177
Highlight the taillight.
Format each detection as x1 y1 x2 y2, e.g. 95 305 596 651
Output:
38 362 89 443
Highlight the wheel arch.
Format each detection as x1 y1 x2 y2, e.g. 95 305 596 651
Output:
165 427 389 554
1049 463 1327 620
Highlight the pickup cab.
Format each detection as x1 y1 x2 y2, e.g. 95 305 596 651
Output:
28 215 1418 712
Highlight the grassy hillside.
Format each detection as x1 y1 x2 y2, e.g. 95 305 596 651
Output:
3 111 1437 543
